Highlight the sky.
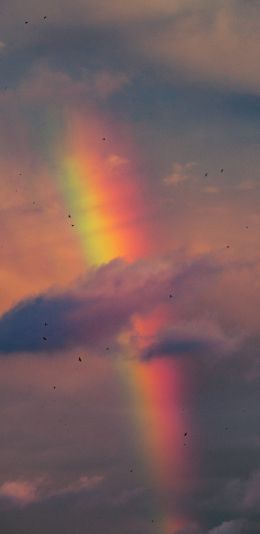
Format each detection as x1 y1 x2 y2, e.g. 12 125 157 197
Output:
0 1 260 533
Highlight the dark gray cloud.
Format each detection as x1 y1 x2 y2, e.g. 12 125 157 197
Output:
0 258 171 353
1 0 260 96
0 292 131 353
0 253 258 360
141 324 239 361
143 335 208 359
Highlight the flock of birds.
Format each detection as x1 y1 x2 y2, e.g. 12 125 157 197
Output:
25 16 47 24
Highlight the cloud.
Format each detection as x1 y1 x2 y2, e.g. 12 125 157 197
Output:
0 0 190 34
0 258 172 354
237 180 258 191
0 252 259 359
0 475 103 508
93 70 130 98
141 321 240 361
203 469 260 530
243 470 260 509
136 2 260 95
0 480 38 506
107 154 129 168
110 486 145 507
2 2 260 95
203 186 220 195
207 519 260 534
48 475 103 499
208 519 245 534
2 63 130 105
163 162 196 187
0 255 215 354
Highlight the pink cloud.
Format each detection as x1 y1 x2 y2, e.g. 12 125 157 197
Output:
0 480 38 506
0 475 103 508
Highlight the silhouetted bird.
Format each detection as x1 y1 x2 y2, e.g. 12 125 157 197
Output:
226 245 230 249
184 432 188 437
25 21 29 24
68 214 71 218
106 347 110 351
42 336 47 341
102 137 106 141
53 386 56 390
43 16 47 20
71 224 75 227
205 172 208 177
220 168 224 173
44 322 48 327
169 294 173 298
78 357 82 362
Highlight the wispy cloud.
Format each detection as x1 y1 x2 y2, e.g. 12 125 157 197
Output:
163 162 196 187
0 475 103 508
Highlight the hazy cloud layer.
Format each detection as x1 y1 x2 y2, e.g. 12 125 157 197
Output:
1 1 260 94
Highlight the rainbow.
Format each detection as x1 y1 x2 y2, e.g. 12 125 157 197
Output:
55 110 149 265
54 109 191 533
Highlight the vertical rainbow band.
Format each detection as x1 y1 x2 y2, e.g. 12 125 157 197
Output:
54 109 190 534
